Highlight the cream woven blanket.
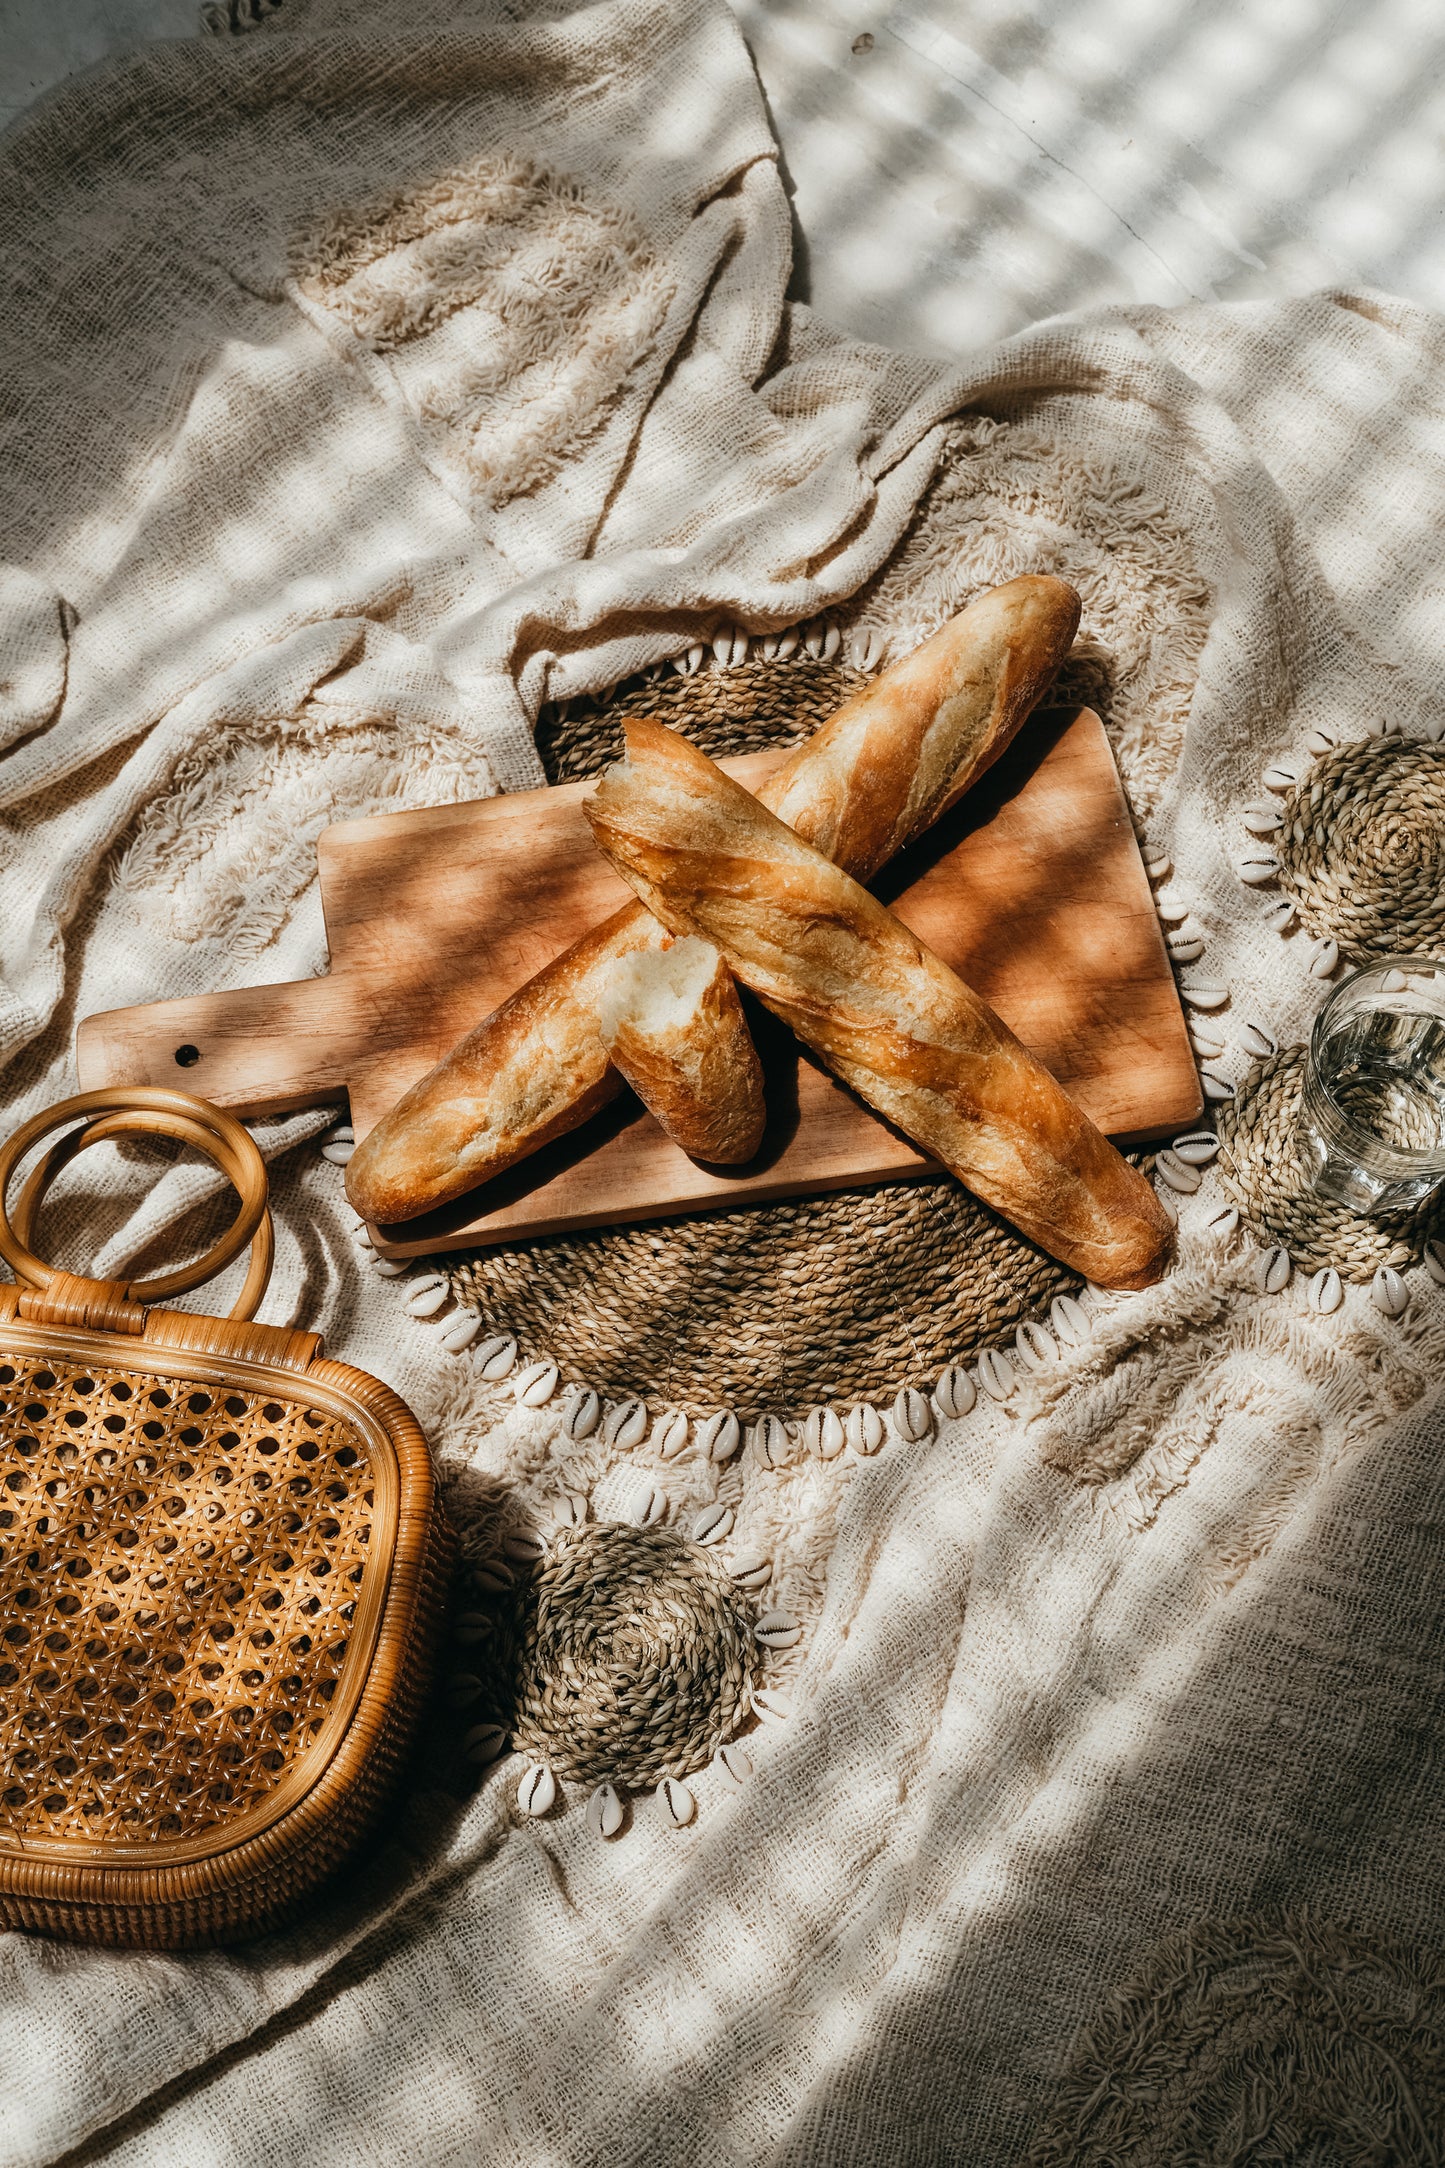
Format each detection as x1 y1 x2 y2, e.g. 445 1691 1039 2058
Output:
2 0 1444 2159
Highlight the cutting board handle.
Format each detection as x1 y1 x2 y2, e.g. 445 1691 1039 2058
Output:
75 977 363 1116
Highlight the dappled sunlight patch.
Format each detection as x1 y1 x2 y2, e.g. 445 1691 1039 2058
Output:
111 695 499 957
290 152 676 512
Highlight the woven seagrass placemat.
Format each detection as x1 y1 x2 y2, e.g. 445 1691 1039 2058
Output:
438 654 1082 1416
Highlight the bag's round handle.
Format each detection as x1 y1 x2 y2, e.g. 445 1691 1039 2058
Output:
0 1087 273 1320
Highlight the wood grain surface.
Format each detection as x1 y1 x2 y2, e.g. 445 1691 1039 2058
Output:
76 708 1200 1253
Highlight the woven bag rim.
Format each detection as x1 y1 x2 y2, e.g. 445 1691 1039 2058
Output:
0 1324 435 1902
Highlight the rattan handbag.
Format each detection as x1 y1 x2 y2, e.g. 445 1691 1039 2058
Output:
0 1086 451 1949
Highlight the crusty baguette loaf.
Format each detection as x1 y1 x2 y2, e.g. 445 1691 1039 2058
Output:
346 574 1080 1224
585 719 1172 1289
598 936 765 1163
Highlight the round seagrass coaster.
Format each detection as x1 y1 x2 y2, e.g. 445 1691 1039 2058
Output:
510 1524 756 1787
1276 738 1445 958
441 652 1077 1416
1215 1045 1442 1279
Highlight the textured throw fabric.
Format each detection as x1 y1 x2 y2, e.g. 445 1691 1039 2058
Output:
1 1 1444 2161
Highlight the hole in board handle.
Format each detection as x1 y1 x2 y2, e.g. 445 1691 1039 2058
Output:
174 1045 200 1069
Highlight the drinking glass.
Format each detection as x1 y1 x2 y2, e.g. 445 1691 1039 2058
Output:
1299 956 1445 1212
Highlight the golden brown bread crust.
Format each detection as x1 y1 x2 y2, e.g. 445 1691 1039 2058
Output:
346 575 1080 1224
763 573 1081 876
599 938 765 1164
346 909 660 1225
585 719 1173 1290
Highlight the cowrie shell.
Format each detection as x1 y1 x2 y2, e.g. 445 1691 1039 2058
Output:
1425 1238 1445 1286
752 1414 790 1468
1262 896 1297 932
1263 757 1304 790
846 1401 886 1453
1239 1021 1277 1058
518 1765 556 1817
405 1273 448 1316
1382 968 1408 994
463 1723 508 1766
604 1399 649 1449
1208 1204 1241 1239
1180 982 1228 1010
514 1360 559 1407
977 1348 1015 1401
1049 1295 1091 1347
803 623 826 659
773 627 799 660
1144 851 1171 881
755 1609 801 1650
804 1405 845 1459
1155 1149 1201 1194
1237 851 1281 884
651 1409 691 1460
1155 888 1191 923
1201 1071 1236 1102
1304 725 1340 755
716 1742 752 1786
1255 1246 1291 1294
1168 934 1206 962
327 1122 355 1142
587 1783 625 1838
477 1335 518 1379
1365 713 1404 738
933 1365 976 1419
453 1611 491 1646
698 1410 742 1463
1308 937 1340 979
563 1387 601 1440
440 1310 483 1352
713 627 748 667
446 1674 483 1710
553 1492 588 1528
1308 1267 1343 1314
472 1560 514 1594
1173 1131 1220 1166
1426 716 1445 743
729 1552 772 1589
757 633 781 660
891 1386 931 1441
1155 1185 1179 1225
752 1688 794 1723
321 1139 355 1164
1371 1265 1408 1318
692 1502 734 1546
655 1777 696 1829
628 1481 666 1527
678 643 705 675
1015 1320 1056 1371
1242 804 1283 834
1188 1026 1225 1060
503 1531 545 1562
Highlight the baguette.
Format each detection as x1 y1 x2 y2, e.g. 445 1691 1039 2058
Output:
599 936 765 1163
346 575 1081 1223
584 719 1173 1290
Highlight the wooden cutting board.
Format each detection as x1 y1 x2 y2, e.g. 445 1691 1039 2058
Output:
76 707 1201 1255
